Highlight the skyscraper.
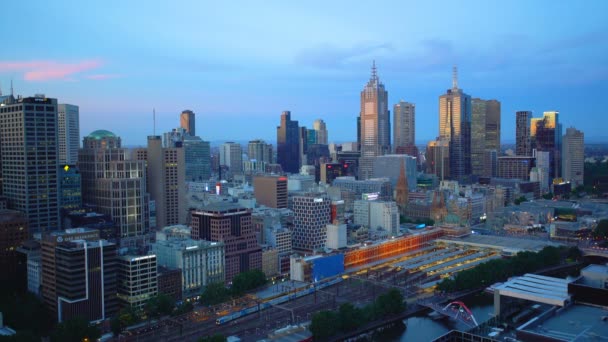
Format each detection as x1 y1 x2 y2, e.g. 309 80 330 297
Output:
291 193 331 252
248 139 273 164
359 61 390 179
516 111 532 156
471 98 501 177
57 104 80 165
0 95 60 233
183 136 211 182
531 111 562 180
562 127 584 187
220 142 243 173
313 119 328 145
277 111 300 173
426 138 450 181
393 100 415 152
395 161 409 215
180 110 195 136
439 67 471 181
147 136 187 228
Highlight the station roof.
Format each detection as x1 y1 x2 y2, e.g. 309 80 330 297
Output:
495 274 573 307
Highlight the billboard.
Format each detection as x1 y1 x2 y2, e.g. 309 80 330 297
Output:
311 254 345 282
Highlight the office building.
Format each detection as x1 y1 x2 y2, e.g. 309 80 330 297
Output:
516 111 532 156
147 136 187 228
369 201 399 237
426 138 450 181
0 95 60 233
59 165 81 211
180 110 195 136
79 131 149 247
117 254 157 311
191 203 261 283
395 161 409 214
0 210 28 284
220 142 243 174
290 193 331 252
372 154 417 189
359 62 390 179
183 136 211 182
277 111 300 173
497 156 535 180
393 100 415 152
320 163 350 185
261 248 279 277
439 67 472 181
326 223 347 250
57 104 80 165
157 267 182 301
562 127 584 188
531 111 562 180
253 175 288 208
248 139 273 164
471 98 501 177
313 119 328 145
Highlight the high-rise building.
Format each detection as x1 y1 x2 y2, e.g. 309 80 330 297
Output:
183 136 211 182
0 95 60 233
426 138 450 181
290 193 331 252
57 104 80 165
393 100 415 152
191 203 261 283
220 142 243 174
277 111 300 173
313 119 328 145
320 163 350 185
471 98 501 177
359 62 390 179
439 67 471 181
147 136 187 228
58 164 82 212
78 131 149 247
117 254 157 311
562 127 584 188
248 139 273 164
299 126 309 167
516 111 532 156
0 210 28 285
372 154 417 190
531 111 562 180
395 161 409 214
497 156 535 180
180 110 195 136
253 175 288 208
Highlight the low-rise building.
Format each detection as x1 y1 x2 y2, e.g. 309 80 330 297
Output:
117 254 158 311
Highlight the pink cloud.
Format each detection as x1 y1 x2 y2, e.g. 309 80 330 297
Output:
0 59 103 81
85 73 122 80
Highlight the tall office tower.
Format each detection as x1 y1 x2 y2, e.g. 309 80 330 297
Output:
253 175 288 208
248 139 273 164
277 111 300 173
180 110 196 136
372 154 417 189
497 156 535 180
147 136 186 228
117 254 157 311
313 119 328 145
359 61 390 180
531 111 562 180
395 161 409 215
79 130 149 247
220 141 243 173
183 136 211 181
516 111 532 156
471 98 501 177
426 138 450 181
191 203 262 283
299 126 309 166
0 95 60 233
57 104 80 165
439 67 472 181
393 100 415 152
59 165 82 211
0 210 28 285
290 193 331 252
562 127 584 187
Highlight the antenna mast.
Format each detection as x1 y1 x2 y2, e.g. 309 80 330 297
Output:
153 108 156 135
10 79 14 96
452 66 458 89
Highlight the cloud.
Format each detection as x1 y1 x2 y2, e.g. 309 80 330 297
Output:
0 59 103 81
294 42 394 68
85 73 122 80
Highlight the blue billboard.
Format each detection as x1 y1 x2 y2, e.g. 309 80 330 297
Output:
312 254 345 282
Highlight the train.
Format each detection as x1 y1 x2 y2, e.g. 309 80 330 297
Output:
215 276 343 325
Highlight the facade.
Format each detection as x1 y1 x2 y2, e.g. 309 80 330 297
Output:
320 163 349 185
439 68 472 181
191 203 261 283
326 223 347 249
372 154 417 189
117 254 157 311
277 111 300 173
147 135 187 228
497 156 535 180
157 267 182 301
78 130 149 247
393 100 415 152
180 110 195 136
0 95 60 233
471 98 500 177
220 142 243 173
313 119 328 145
290 193 331 252
183 136 211 182
253 175 288 208
0 210 29 284
426 138 450 181
57 104 80 165
248 139 273 164
369 201 399 237
261 248 279 277
59 165 82 211
562 127 584 188
516 111 532 156
395 161 409 215
152 237 225 298
531 111 562 180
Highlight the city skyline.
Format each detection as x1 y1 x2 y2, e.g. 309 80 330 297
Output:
1 1 608 146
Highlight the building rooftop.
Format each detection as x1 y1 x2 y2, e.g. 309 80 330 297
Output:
495 274 573 307
438 234 562 253
521 304 608 341
86 129 117 139
0 209 26 223
195 202 246 213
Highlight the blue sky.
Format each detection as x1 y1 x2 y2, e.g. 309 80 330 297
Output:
1 0 607 145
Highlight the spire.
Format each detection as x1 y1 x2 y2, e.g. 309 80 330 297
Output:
452 65 458 89
371 60 378 82
10 79 13 96
0 81 2 96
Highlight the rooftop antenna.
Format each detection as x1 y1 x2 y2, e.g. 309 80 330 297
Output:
10 79 14 96
0 81 2 96
452 66 458 89
153 108 156 135
371 60 378 81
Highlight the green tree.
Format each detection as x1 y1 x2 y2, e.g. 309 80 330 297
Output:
231 269 267 296
200 282 230 306
173 301 194 316
50 317 101 342
198 334 227 342
376 289 406 317
593 219 608 239
110 307 140 336
144 293 175 318
310 311 339 341
514 196 528 205
337 303 364 332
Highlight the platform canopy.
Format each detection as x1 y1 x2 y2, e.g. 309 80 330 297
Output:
495 273 572 307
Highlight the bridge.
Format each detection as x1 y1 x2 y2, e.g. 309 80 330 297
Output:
419 299 479 328
580 246 608 258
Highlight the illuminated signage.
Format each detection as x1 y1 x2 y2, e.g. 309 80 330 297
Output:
314 198 324 203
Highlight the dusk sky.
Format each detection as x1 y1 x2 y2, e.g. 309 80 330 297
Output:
1 1 608 146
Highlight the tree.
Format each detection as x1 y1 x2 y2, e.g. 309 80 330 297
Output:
198 334 227 342
144 294 175 318
200 282 230 306
310 311 339 341
50 317 101 342
231 269 267 296
593 219 608 240
514 196 528 205
376 289 406 317
337 303 364 332
174 301 194 316
110 307 140 336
